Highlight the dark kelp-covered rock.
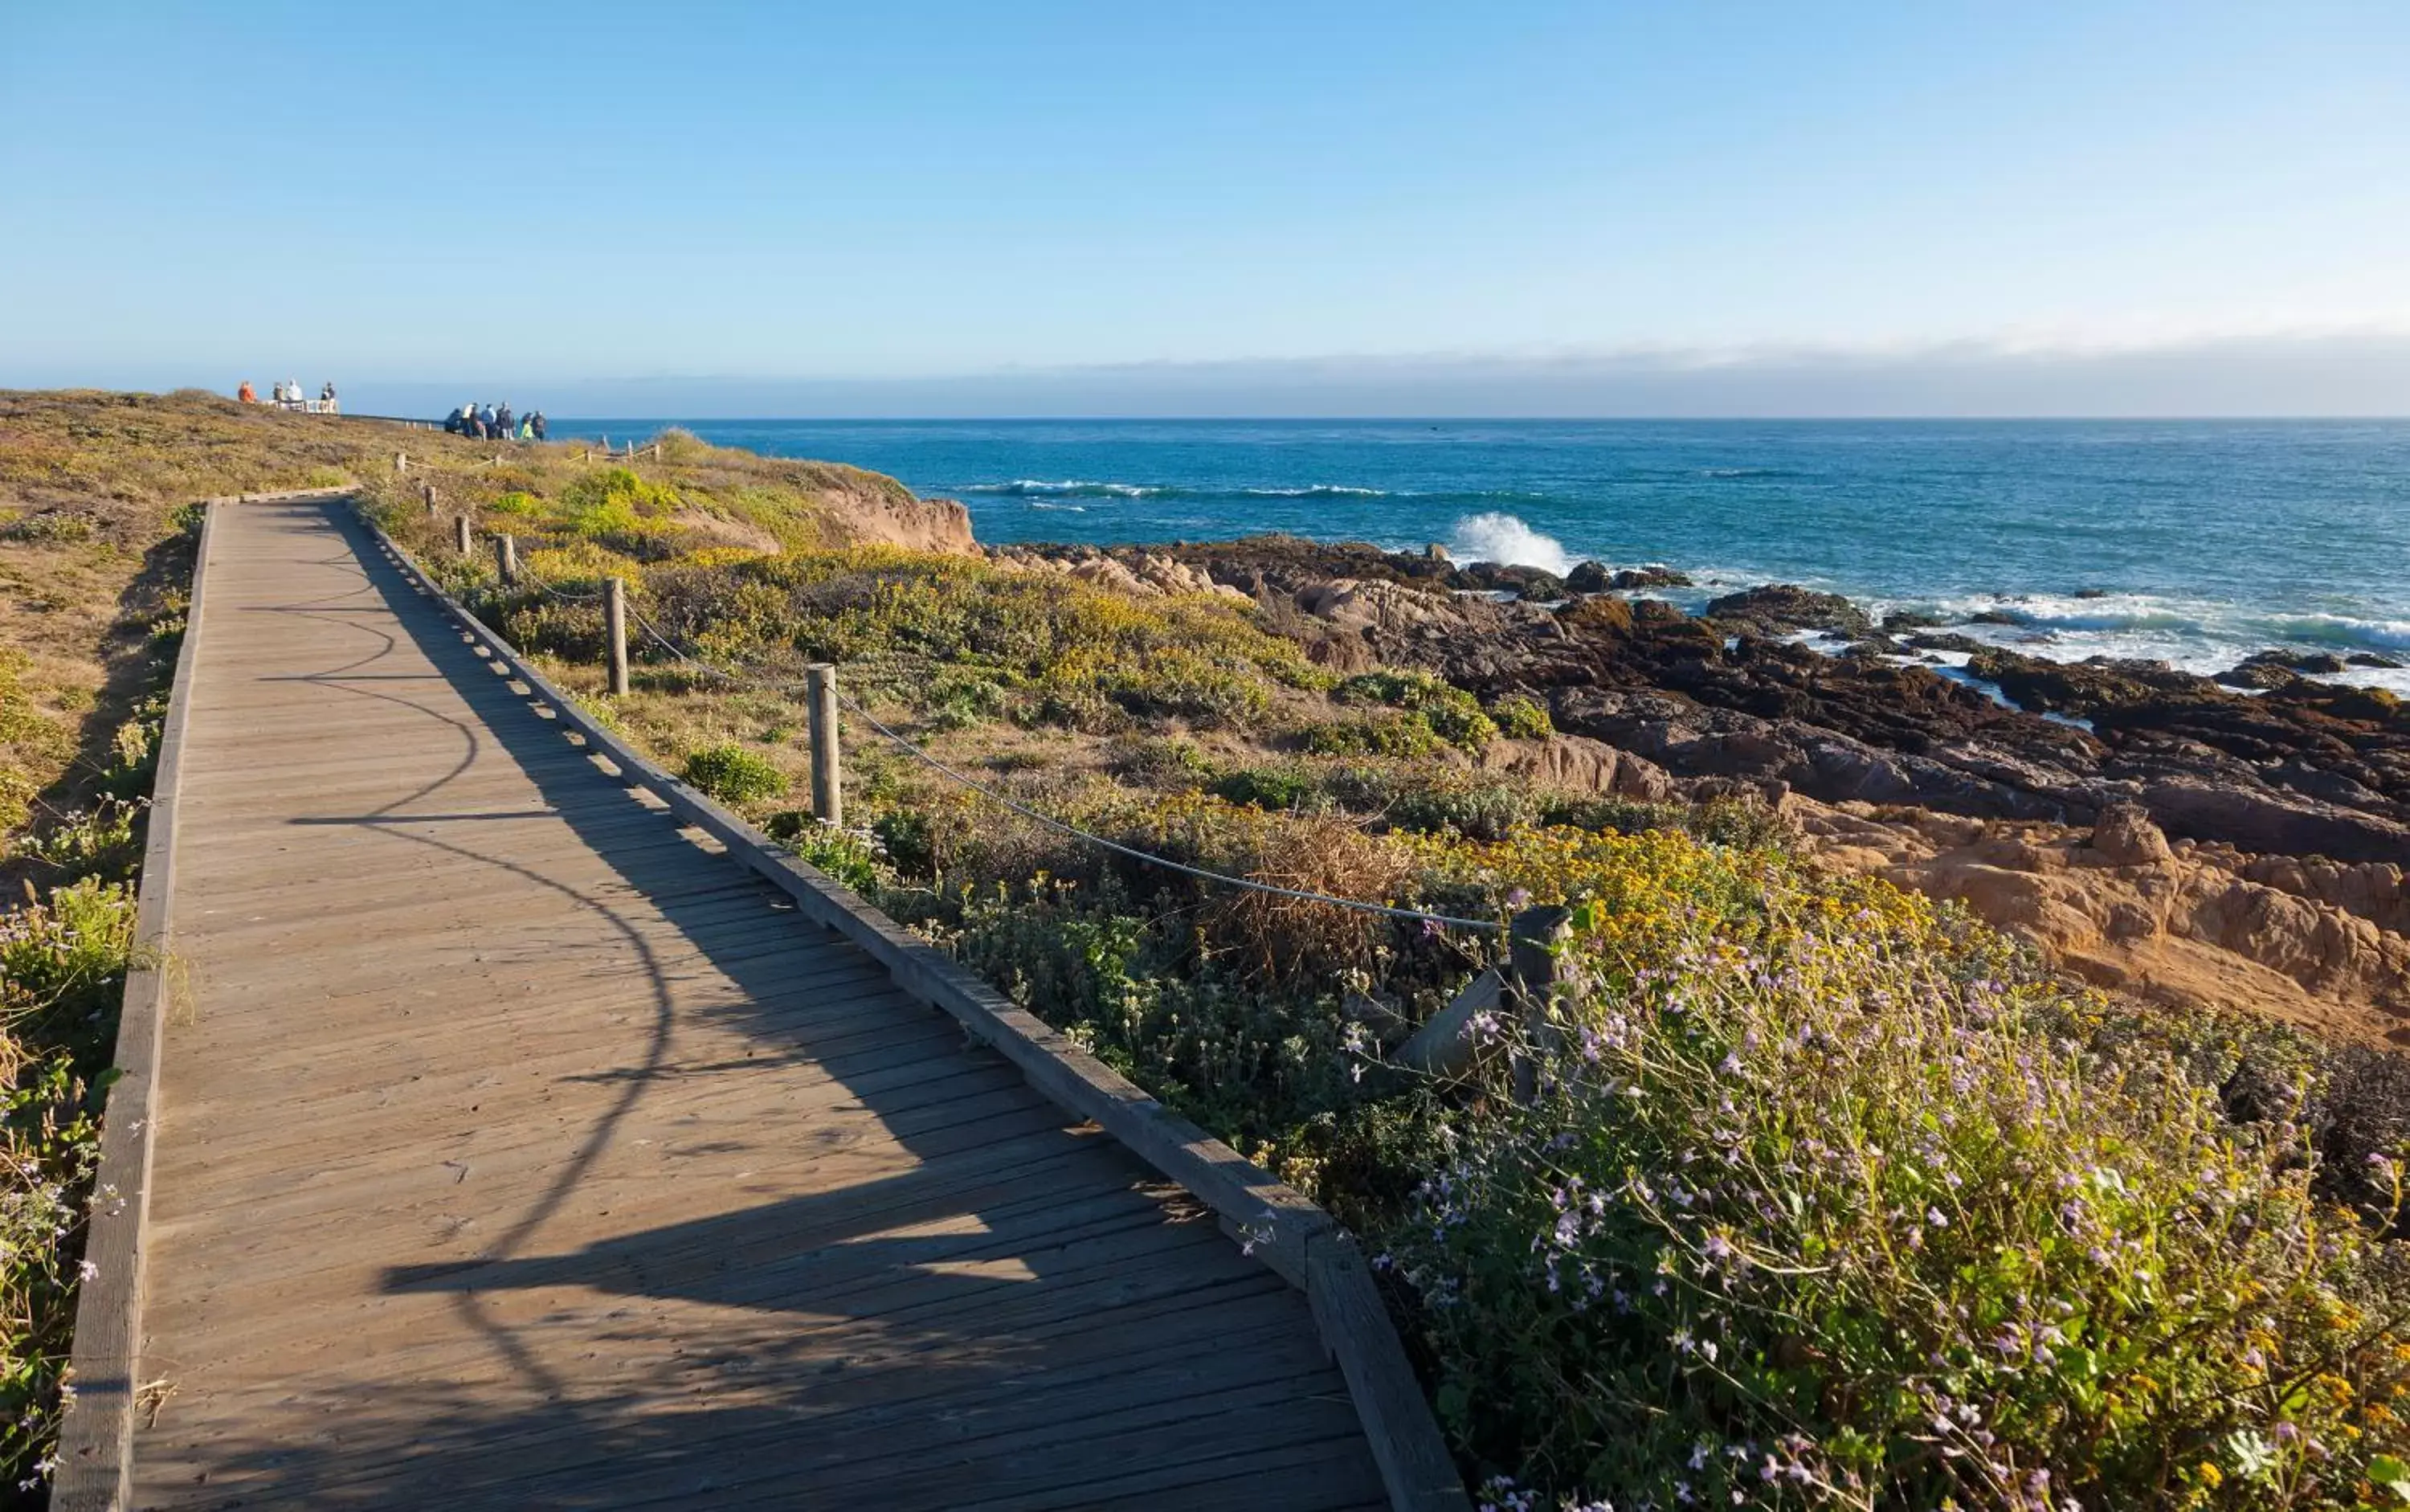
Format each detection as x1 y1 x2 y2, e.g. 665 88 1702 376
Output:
1701 584 1874 639
1963 650 2208 713
1452 560 1570 599
1565 561 1693 593
1564 560 1615 593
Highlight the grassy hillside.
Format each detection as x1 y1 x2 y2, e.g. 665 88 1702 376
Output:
371 468 2410 1510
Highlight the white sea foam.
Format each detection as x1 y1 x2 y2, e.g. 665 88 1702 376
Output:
962 479 1166 499
1240 484 1388 498
1857 589 2410 697
1448 512 1575 575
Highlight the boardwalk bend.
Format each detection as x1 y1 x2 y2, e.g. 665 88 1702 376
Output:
55 495 1466 1510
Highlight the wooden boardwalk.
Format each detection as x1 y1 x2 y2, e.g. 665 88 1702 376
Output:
107 499 1402 1508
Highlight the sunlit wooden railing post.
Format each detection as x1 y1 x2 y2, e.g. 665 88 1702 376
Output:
604 578 631 696
807 664 842 830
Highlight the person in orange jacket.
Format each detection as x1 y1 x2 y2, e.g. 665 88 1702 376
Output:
237 379 256 403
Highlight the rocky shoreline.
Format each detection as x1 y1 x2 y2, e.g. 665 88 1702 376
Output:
997 533 2410 1040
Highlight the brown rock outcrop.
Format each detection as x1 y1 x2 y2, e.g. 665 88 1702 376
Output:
1474 734 1677 802
1791 800 2410 1046
2091 802 2173 865
997 545 1250 600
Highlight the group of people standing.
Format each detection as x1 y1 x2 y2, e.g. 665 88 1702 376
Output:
236 379 337 413
447 402 545 442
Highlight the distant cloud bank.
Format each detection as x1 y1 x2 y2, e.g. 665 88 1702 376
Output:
87 331 2410 419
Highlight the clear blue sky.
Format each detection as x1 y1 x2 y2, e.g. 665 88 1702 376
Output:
4 2 2406 413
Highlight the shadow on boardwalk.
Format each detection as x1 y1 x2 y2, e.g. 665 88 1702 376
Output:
132 502 1382 1510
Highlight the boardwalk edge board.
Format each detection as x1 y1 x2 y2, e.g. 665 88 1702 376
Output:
53 487 378 1510
49 495 218 1507
357 501 1472 1512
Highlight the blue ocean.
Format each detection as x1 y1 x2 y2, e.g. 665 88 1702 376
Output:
557 419 2410 693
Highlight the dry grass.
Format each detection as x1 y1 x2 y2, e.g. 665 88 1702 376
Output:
1204 814 1415 983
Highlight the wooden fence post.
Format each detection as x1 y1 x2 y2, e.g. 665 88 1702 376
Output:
807 664 842 830
495 533 517 586
421 480 437 514
604 578 631 696
1508 905 1573 1101
395 451 408 474
453 514 472 556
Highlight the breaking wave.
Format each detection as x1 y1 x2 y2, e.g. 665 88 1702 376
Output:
1448 512 1575 575
2257 614 2410 653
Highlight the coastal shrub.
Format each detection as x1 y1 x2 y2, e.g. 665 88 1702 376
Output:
922 670 1010 730
1105 735 1215 785
0 511 95 545
680 742 788 806
1687 793 1795 850
18 798 145 881
772 817 885 894
1091 645 1271 728
2069 997 2410 1236
1527 792 1787 849
1391 907 2410 1510
897 871 1422 1179
1336 669 1500 752
1200 813 1415 984
555 468 684 554
1422 701 1498 753
704 486 840 553
868 807 937 877
1319 766 1541 841
0 877 138 1023
95 696 165 802
1489 692 1554 740
522 539 643 591
1304 713 1442 759
652 427 711 466
2 878 139 1487
1019 683 1121 734
681 544 771 570
1214 764 1318 814
641 566 793 664
1537 793 1690 837
487 490 544 516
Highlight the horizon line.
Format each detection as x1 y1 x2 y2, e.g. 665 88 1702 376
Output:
525 411 2410 423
